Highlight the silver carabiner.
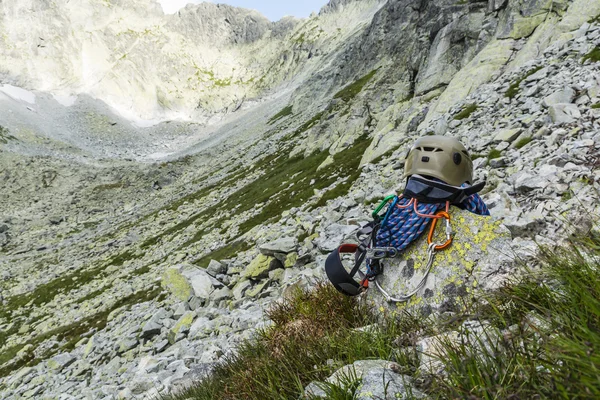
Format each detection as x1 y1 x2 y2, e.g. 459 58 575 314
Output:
374 243 438 303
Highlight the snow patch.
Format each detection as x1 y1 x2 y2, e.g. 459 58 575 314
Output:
113 105 163 128
0 84 36 104
52 94 78 107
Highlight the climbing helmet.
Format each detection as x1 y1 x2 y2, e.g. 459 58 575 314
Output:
403 135 473 187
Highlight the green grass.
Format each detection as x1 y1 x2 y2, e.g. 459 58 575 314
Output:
487 149 502 162
333 69 379 102
431 232 600 399
582 47 600 63
453 104 478 120
311 137 372 209
166 231 600 400
590 14 600 24
268 105 294 125
194 240 251 268
369 145 401 166
165 283 428 400
591 103 600 109
514 136 533 149
284 111 325 142
0 250 143 321
505 66 543 99
91 182 124 193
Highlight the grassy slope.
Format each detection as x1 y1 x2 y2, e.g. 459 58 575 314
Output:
166 233 600 400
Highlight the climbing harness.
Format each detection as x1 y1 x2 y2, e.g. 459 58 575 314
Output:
325 135 491 303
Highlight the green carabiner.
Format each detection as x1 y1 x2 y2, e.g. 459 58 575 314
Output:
372 194 396 218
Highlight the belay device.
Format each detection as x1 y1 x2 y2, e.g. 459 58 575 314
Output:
325 136 491 302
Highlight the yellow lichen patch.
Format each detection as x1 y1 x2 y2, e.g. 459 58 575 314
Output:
464 261 475 273
161 268 193 302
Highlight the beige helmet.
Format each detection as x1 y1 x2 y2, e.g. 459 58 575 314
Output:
403 136 473 186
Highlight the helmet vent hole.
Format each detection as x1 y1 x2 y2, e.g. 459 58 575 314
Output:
453 152 462 165
422 147 442 152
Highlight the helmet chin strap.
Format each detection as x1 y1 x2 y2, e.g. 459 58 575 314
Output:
403 175 486 205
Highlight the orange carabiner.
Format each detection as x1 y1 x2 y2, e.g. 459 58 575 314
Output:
428 211 453 251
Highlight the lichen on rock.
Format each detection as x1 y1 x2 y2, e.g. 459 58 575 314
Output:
367 209 514 316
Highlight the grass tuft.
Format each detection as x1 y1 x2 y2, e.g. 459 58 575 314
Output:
453 104 478 120
487 149 502 161
591 103 600 109
514 136 533 149
505 66 543 99
334 69 379 102
582 47 600 64
268 105 293 125
431 232 600 399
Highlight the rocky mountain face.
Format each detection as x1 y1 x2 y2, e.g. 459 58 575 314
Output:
1 0 600 398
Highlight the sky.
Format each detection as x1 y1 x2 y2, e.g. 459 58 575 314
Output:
158 0 330 21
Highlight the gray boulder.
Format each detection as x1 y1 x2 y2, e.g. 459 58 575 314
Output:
315 224 359 253
206 260 227 277
140 321 162 340
258 238 298 256
549 103 581 123
543 88 575 107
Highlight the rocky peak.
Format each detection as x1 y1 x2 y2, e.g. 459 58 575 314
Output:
166 2 272 45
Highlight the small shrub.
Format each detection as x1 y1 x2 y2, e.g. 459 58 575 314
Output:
453 104 478 120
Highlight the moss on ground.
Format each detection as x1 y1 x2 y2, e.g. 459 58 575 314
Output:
194 241 251 268
453 104 478 120
0 125 16 144
505 66 543 99
333 69 379 102
235 135 372 234
268 105 293 125
310 136 372 210
91 182 124 193
0 250 143 320
369 145 401 165
592 103 600 109
284 111 325 142
0 286 165 378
